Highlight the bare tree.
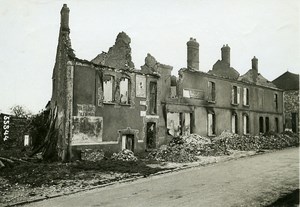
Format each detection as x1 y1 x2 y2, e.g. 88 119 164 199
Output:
10 105 32 118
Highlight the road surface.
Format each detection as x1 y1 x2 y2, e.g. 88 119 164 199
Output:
24 148 299 207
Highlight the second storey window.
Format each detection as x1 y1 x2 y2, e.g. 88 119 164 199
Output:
120 77 131 104
103 75 115 103
208 81 216 102
243 88 249 106
149 81 157 114
274 94 278 110
232 86 240 105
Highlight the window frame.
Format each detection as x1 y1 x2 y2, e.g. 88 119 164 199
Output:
103 74 115 103
243 87 249 106
208 81 216 102
119 77 131 105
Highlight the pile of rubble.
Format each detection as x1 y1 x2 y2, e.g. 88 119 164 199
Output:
213 131 299 151
111 149 138 162
148 134 217 163
148 131 298 163
81 149 104 162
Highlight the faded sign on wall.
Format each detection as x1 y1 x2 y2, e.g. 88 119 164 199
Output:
77 104 96 116
136 74 146 98
72 116 103 145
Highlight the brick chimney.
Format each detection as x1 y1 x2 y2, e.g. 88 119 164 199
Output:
252 56 258 83
60 4 70 32
221 44 230 66
187 38 199 70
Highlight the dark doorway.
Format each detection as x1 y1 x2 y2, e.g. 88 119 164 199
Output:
146 122 156 149
292 113 298 133
125 134 134 152
259 117 264 133
265 117 269 133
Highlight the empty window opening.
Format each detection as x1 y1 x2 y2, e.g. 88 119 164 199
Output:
122 134 134 151
243 88 249 105
243 114 250 134
103 75 114 102
146 122 156 149
167 112 181 137
120 77 130 104
274 94 278 110
208 112 216 136
265 117 269 133
231 113 238 134
232 86 240 104
208 81 216 102
259 117 264 133
275 118 279 133
149 82 157 114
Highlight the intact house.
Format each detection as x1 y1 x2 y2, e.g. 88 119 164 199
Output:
50 4 284 157
273 71 299 133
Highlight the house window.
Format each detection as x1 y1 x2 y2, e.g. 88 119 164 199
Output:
149 82 157 114
243 88 249 106
265 117 269 133
259 117 264 133
243 114 250 134
208 81 216 102
103 75 114 103
275 117 279 133
274 94 278 110
231 113 238 134
232 86 240 105
208 112 216 136
120 77 130 104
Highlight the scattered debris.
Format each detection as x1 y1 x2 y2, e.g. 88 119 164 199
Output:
111 149 138 162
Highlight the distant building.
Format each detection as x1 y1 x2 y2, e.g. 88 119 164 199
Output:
273 71 299 133
0 113 29 147
50 5 284 157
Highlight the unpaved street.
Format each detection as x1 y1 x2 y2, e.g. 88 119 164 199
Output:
24 148 299 207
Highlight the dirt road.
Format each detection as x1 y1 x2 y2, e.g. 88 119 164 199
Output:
24 148 299 207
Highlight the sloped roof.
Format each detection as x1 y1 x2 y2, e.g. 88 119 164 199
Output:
272 71 299 90
208 60 240 80
239 69 276 88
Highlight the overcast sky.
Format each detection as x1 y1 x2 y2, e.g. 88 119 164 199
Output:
0 0 299 114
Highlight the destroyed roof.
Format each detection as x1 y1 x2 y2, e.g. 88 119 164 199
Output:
208 60 240 80
239 69 276 88
272 71 299 90
91 31 135 70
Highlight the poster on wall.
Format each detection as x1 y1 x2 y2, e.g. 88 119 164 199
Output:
72 116 103 145
136 74 146 98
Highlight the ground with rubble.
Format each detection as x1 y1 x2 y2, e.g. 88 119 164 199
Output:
0 131 298 206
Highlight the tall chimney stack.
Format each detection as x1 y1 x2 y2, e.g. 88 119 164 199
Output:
60 4 70 32
251 56 258 83
221 44 230 66
187 38 199 70
252 56 258 71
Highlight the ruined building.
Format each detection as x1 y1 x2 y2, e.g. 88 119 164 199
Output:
273 71 299 133
50 5 284 157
